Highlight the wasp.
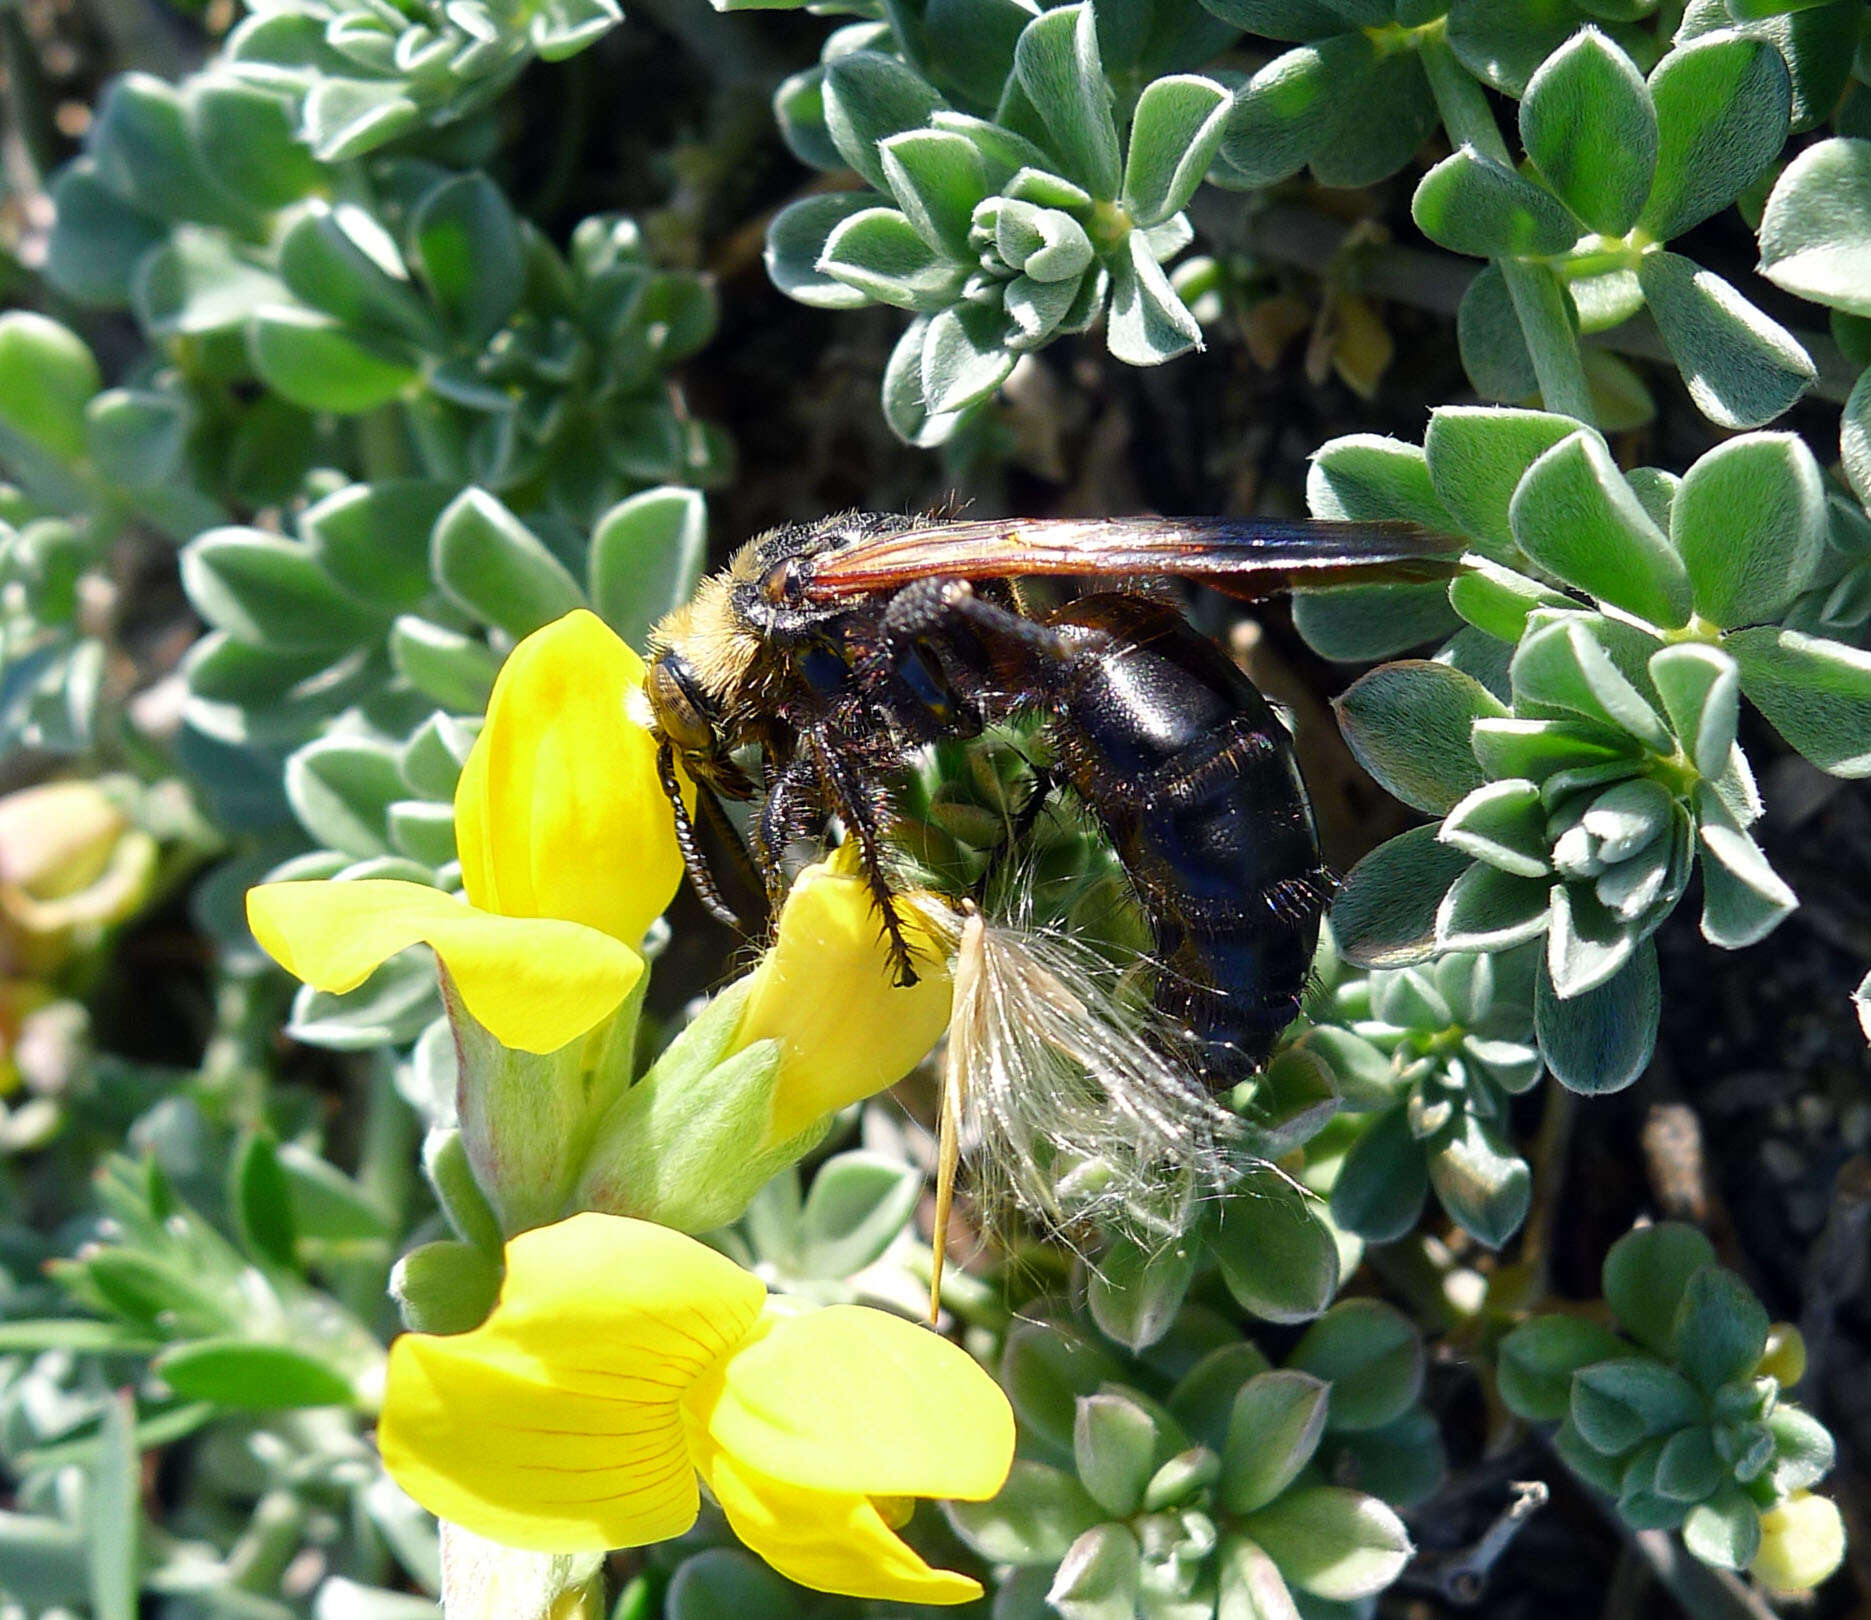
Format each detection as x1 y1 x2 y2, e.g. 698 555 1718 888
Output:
644 511 1460 1086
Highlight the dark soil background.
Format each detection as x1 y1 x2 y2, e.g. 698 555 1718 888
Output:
9 0 1870 1614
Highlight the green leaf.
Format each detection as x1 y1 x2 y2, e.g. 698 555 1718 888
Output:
1535 940 1659 1092
87 1393 138 1620
1412 146 1581 261
1241 1487 1412 1601
285 738 406 857
154 1338 358 1409
1213 45 1332 189
1457 262 1539 403
1439 779 1549 878
879 129 988 258
589 487 708 653
1213 1166 1339 1322
248 307 418 414
392 617 499 712
1087 1233 1198 1352
1570 1356 1705 1453
1654 1425 1725 1501
1679 0 1858 131
1122 75 1229 227
1683 1486 1762 1570
1640 33 1791 240
1309 434 1453 528
1445 0 1586 97
302 77 420 162
819 206 965 310
1215 1535 1302 1620
392 1240 501 1335
135 227 289 337
1429 1114 1532 1248
1697 790 1798 947
1075 1390 1162 1517
1519 29 1657 236
432 487 586 638
921 301 1016 414
1013 5 1122 198
231 1132 299 1269
90 73 257 229
1001 1321 1122 1459
794 1151 921 1279
84 388 190 489
1437 862 1554 953
1328 1107 1429 1241
1050 1524 1142 1620
1638 253 1815 430
1291 582 1461 661
1332 825 1473 969
667 1549 796 1620
1758 137 1871 317
1510 431 1692 627
823 52 944 192
1220 1370 1329 1514
1511 616 1672 751
765 193 875 311
948 1459 1105 1564
1605 1222 1718 1351
1448 558 1574 644
1727 625 1871 776
1424 406 1582 555
1497 1316 1628 1420
1671 1266 1770 1393
43 163 165 307
278 205 435 347
1106 228 1202 366
300 479 452 611
0 313 100 463
1334 661 1505 816
1767 1405 1837 1492
1289 1298 1422 1431
185 80 323 211
1649 644 1740 780
1305 31 1438 189
183 529 387 653
1844 367 1871 507
411 173 527 346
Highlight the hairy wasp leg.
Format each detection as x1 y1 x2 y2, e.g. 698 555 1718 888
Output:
807 726 922 988
753 751 819 918
657 742 742 929
691 780 768 927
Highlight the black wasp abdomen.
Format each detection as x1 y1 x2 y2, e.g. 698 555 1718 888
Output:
1044 595 1327 1087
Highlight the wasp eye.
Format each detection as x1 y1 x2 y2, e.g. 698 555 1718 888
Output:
646 654 717 756
761 559 799 604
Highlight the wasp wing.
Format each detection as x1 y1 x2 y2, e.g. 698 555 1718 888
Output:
800 515 1463 602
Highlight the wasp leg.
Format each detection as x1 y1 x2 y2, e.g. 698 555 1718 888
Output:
657 742 742 928
878 576 1078 669
807 726 922 988
753 750 820 920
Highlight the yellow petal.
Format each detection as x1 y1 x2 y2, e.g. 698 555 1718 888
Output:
378 1215 767 1555
699 1305 1014 1502
455 610 685 948
1751 1493 1845 1595
247 880 642 1054
698 1445 982 1606
733 849 952 1144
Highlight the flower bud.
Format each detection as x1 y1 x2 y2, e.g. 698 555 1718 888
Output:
0 780 156 970
1750 1492 1845 1595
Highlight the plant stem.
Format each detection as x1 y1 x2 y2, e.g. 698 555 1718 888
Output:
1419 35 1596 424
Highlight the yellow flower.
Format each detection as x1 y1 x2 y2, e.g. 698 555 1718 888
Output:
248 611 685 1055
1750 1492 1845 1595
730 843 953 1145
0 780 157 971
379 1214 1012 1604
